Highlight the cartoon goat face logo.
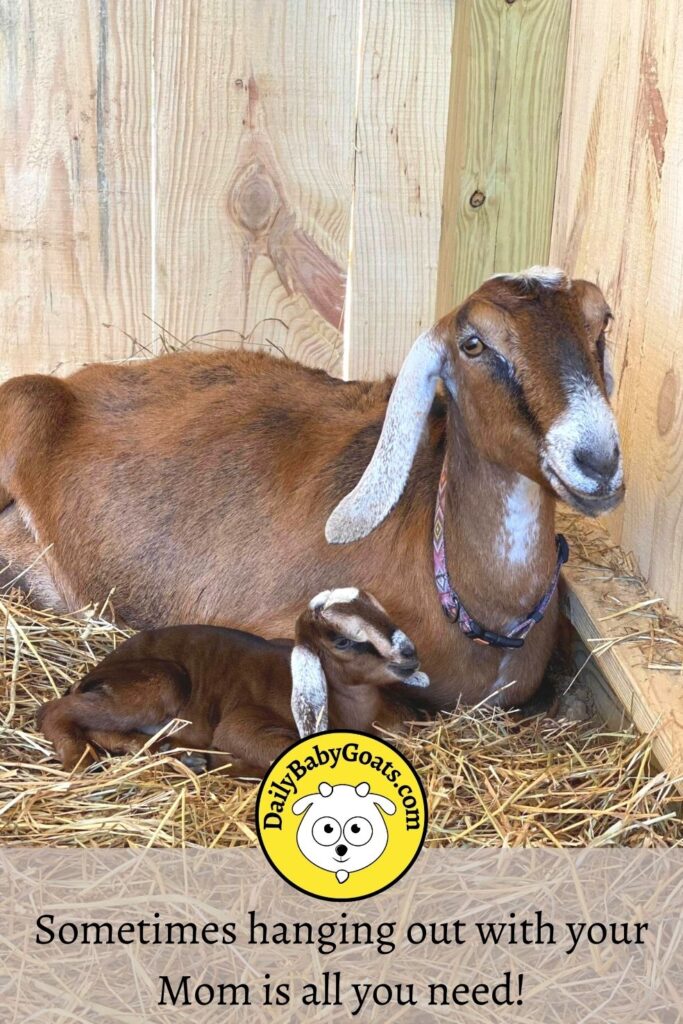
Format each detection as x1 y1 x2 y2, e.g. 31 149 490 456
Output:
292 781 396 883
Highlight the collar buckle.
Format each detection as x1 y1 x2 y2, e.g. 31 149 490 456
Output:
465 621 526 650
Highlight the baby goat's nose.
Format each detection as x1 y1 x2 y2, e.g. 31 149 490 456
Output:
397 637 416 659
573 444 620 485
335 844 348 857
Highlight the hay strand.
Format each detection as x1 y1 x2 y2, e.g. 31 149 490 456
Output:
0 589 680 848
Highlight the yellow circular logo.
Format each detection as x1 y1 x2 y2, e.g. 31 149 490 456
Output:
256 730 427 901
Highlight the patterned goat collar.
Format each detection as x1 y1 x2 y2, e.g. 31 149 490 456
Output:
433 457 569 649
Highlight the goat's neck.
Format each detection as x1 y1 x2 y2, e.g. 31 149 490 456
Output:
326 673 383 732
441 407 557 632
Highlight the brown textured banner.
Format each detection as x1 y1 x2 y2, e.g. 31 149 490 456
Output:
2 849 681 1022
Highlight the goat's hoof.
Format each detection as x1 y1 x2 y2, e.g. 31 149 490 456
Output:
178 751 209 774
59 747 98 772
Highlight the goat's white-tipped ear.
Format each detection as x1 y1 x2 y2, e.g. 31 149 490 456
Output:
325 329 447 544
291 645 329 738
404 670 430 689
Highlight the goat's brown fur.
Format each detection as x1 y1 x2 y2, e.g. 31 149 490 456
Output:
36 591 424 775
1 272 620 710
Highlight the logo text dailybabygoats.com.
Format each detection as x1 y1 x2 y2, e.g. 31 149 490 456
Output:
262 741 422 831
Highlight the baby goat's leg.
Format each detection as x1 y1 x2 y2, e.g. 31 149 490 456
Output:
86 728 154 755
209 706 298 776
36 700 98 771
37 659 189 770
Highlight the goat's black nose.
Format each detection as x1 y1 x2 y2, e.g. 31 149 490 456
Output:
335 844 348 857
399 639 416 659
573 444 620 484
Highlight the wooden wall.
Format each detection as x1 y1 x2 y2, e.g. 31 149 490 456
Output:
550 0 683 619
0 0 453 381
2 0 683 621
436 0 570 312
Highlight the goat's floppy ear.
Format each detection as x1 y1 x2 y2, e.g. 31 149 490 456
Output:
325 329 448 543
372 793 396 815
292 793 317 815
291 645 329 738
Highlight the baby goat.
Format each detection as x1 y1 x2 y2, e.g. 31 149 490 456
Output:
36 588 427 776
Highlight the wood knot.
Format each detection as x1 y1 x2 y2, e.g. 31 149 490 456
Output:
469 190 486 209
227 162 281 236
657 368 678 436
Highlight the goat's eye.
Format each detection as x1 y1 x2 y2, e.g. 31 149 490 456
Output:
333 637 353 650
344 816 373 846
312 816 341 846
460 336 485 357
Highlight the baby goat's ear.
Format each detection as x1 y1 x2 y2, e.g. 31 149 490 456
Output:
325 329 448 544
291 645 329 738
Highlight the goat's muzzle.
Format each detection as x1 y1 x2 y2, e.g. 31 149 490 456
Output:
542 378 625 517
390 657 420 679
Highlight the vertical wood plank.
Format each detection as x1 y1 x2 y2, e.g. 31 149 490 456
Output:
154 0 357 373
345 0 454 380
436 0 571 314
550 0 683 617
0 0 151 379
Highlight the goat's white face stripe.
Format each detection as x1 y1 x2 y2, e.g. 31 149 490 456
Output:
543 376 622 495
309 588 360 611
390 629 411 655
322 608 393 657
491 265 567 289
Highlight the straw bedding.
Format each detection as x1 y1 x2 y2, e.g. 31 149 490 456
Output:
1 586 680 849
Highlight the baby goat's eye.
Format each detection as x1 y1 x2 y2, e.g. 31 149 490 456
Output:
460 336 485 358
333 637 353 650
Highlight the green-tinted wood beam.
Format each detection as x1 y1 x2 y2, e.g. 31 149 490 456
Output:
436 0 571 313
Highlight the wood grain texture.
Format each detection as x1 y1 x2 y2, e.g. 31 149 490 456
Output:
0 1 458 384
154 0 358 374
550 0 683 617
345 0 454 379
436 0 570 314
0 0 151 378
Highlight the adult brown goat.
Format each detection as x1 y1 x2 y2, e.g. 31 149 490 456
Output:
0 268 623 710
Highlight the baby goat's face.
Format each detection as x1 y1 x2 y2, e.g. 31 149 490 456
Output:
300 588 428 689
437 269 624 516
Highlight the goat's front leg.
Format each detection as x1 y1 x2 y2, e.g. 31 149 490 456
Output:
209 706 299 777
